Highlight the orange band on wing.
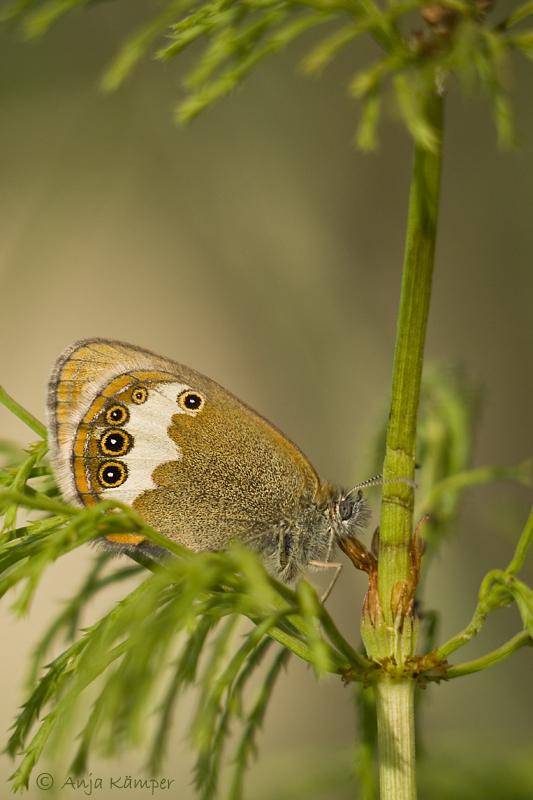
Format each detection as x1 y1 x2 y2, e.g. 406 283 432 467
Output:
74 456 93 499
104 533 147 545
129 370 177 383
82 395 107 424
73 423 90 457
101 374 137 397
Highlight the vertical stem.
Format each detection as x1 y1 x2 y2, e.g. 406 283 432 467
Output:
368 89 444 800
378 92 444 626
375 679 416 800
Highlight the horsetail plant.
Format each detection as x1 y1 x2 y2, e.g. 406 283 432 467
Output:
1 0 533 797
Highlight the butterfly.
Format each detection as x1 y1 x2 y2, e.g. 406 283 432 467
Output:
46 338 369 583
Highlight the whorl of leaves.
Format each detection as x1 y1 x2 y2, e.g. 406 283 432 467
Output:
3 0 533 147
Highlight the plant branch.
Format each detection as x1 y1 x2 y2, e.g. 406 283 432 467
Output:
431 579 508 661
0 386 47 439
421 460 532 516
434 500 533 660
507 501 533 577
446 630 533 678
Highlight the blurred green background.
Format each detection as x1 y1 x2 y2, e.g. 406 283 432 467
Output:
0 1 532 796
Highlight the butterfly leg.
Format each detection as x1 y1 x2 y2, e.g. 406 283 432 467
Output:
307 560 343 603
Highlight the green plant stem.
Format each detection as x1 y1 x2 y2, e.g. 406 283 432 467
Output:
421 461 532 515
374 678 416 800
432 590 496 661
507 501 533 576
0 386 47 439
371 89 443 800
446 630 533 678
378 90 444 625
435 500 533 660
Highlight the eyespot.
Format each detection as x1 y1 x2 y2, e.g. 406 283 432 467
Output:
99 429 133 457
131 386 148 405
177 390 205 413
338 499 354 521
98 461 128 489
105 404 129 426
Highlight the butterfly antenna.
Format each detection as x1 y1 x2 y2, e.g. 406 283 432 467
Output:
346 474 417 497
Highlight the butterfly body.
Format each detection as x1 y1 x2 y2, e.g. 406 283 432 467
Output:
47 339 368 582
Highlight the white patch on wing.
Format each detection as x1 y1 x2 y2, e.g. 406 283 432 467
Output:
101 381 189 502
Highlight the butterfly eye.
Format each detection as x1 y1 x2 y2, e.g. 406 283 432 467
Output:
98 461 128 488
177 391 205 413
99 429 133 457
105 404 129 426
131 386 148 405
338 499 354 521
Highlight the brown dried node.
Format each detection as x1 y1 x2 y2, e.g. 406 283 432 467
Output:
421 3 460 36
